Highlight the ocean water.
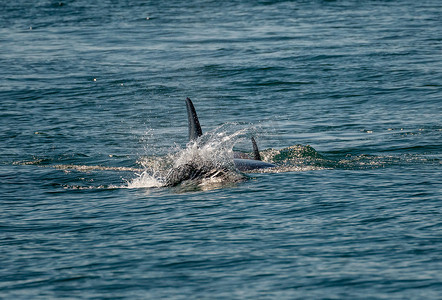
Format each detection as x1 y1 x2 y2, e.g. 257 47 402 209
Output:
1 0 441 299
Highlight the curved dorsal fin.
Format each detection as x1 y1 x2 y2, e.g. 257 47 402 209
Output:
185 97 203 141
251 137 262 161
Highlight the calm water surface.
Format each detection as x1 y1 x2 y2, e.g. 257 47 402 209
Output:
1 1 441 299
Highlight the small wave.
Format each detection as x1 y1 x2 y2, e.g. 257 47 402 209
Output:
249 165 326 174
53 164 142 172
58 184 121 190
255 145 437 171
257 144 329 171
262 144 323 162
12 158 50 165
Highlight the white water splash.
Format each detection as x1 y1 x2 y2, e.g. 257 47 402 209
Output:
127 125 251 189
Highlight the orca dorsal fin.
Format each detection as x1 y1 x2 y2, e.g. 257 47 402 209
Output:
185 97 203 141
251 137 262 161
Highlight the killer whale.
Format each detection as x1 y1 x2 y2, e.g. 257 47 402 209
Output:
185 97 276 172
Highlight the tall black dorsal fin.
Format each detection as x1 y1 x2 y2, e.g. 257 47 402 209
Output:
251 137 262 161
185 97 203 141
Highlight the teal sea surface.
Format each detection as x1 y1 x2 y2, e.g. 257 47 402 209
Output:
1 1 441 299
